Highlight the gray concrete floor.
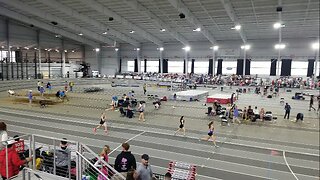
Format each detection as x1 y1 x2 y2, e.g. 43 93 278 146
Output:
0 79 319 180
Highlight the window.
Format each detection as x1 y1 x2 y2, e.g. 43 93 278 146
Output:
251 61 271 75
168 61 184 73
146 61 159 72
127 60 134 72
291 61 308 76
222 61 237 75
0 50 16 62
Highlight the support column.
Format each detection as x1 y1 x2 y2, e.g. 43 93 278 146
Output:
137 49 141 73
159 50 163 75
61 39 66 78
243 50 246 76
37 30 41 74
97 45 102 75
184 51 188 75
212 49 216 75
48 52 51 79
314 49 319 76
6 19 10 80
116 48 120 73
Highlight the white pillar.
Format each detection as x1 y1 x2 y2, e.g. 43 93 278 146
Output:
185 51 188 75
277 49 281 76
137 49 141 73
62 50 66 77
159 50 163 74
116 48 120 74
243 50 246 76
37 30 41 73
314 50 319 76
212 50 216 75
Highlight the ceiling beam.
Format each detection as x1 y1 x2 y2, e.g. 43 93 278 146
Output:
124 0 189 46
36 0 140 47
1 0 115 46
220 0 248 43
167 0 217 45
76 0 163 47
0 7 98 47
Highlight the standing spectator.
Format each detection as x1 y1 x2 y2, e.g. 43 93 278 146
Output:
259 108 265 121
230 93 235 105
134 154 154 180
64 81 68 92
233 106 241 124
94 145 110 180
0 122 8 150
27 90 33 104
114 143 136 173
309 95 316 111
39 86 45 97
284 103 291 119
46 82 52 93
50 138 71 177
0 139 32 179
37 81 41 91
69 81 74 92
143 83 147 95
317 96 320 113
174 116 186 136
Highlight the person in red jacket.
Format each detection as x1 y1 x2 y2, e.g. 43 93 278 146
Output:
0 139 32 179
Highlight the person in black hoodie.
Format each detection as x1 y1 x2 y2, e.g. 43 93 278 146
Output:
114 143 136 173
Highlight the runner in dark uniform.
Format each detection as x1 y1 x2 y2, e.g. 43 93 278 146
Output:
174 116 186 136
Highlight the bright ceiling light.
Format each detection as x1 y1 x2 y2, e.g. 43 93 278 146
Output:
44 49 48 51
71 50 75 53
130 30 135 33
78 33 83 36
48 49 51 52
115 48 119 52
55 49 59 52
102 32 108 35
273 22 285 29
312 42 319 50
274 43 286 49
182 46 191 52
64 50 68 52
193 27 201 32
210 46 219 51
55 34 61 38
24 47 29 50
34 48 37 50
241 45 250 50
159 47 164 51
232 25 241 30
160 29 166 32
95 48 100 52
136 48 140 51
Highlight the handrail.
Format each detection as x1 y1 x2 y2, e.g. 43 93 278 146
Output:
76 151 109 180
80 144 126 179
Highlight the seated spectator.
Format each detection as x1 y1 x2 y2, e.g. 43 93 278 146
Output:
55 90 61 98
247 106 254 121
0 139 32 179
127 105 134 118
119 106 126 116
153 100 161 109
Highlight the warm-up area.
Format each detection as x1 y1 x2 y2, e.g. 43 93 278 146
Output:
0 0 319 180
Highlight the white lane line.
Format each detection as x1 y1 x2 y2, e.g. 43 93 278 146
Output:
283 151 299 180
0 108 319 157
109 131 145 155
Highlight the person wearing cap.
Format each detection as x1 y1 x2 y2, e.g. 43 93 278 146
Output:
0 139 32 179
133 154 154 180
114 143 136 173
50 138 71 177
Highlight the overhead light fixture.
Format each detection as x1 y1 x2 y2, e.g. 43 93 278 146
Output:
312 42 319 50
160 29 166 32
55 34 61 38
48 49 51 52
102 32 108 35
179 13 185 19
44 49 48 51
71 50 75 53
109 17 114 21
273 22 285 29
1 46 4 49
135 48 140 51
95 48 100 52
193 27 201 32
34 48 37 50
231 25 241 30
17 47 20 50
24 47 29 50
241 45 250 50
130 30 135 33
115 48 119 52
55 49 59 52
182 46 191 52
78 33 83 36
210 46 219 51
157 47 164 51
64 50 68 52
275 43 286 49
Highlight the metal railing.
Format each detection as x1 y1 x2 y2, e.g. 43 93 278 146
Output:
0 134 125 180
